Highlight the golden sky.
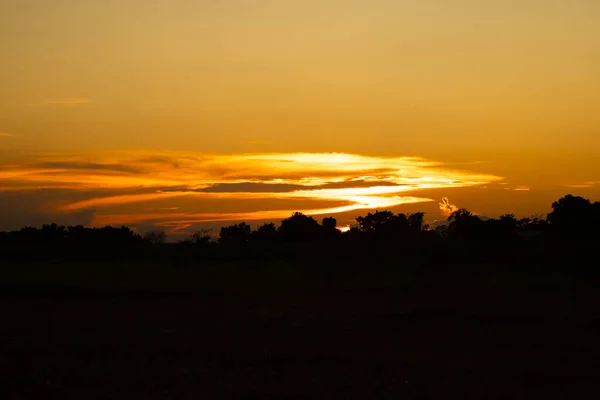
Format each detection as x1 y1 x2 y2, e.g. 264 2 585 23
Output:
1 1 599 234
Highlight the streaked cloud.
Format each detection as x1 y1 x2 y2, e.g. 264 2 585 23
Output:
503 186 531 191
61 192 194 212
0 133 16 138
198 182 304 193
34 162 142 174
90 196 430 228
566 182 600 189
0 151 503 232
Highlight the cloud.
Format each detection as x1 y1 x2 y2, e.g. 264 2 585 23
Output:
90 196 432 228
0 133 16 138
439 197 458 214
44 98 91 105
566 181 600 189
34 162 142 174
198 182 304 193
194 180 402 193
0 190 96 231
0 151 503 231
60 192 194 212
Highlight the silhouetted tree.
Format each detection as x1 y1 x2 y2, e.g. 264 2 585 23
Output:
184 229 212 246
42 223 67 238
252 223 278 241
144 231 167 244
357 211 411 238
447 209 482 239
408 212 425 234
3 194 600 271
482 214 518 240
322 217 341 239
548 195 598 235
279 212 322 241
219 222 251 244
322 217 337 231
357 210 394 233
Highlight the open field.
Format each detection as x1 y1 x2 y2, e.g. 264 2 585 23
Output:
2 265 599 399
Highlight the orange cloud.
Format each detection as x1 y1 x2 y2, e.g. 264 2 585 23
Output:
1 151 503 229
90 195 431 228
566 182 600 189
61 192 194 211
439 197 458 214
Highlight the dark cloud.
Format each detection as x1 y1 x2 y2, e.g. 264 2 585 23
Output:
319 180 402 190
0 190 96 230
132 155 183 169
34 162 142 174
163 180 404 194
0 181 76 189
198 182 305 193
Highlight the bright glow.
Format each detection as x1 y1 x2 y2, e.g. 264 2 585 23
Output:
0 151 502 231
439 197 459 214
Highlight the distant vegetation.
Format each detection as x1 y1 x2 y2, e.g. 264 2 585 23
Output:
1 195 599 282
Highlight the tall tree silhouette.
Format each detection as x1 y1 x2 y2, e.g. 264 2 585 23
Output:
408 212 425 234
279 212 322 241
357 211 411 238
219 222 251 244
252 223 278 241
548 195 599 235
447 209 482 239
322 217 340 239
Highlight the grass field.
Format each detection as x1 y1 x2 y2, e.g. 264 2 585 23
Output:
1 262 599 398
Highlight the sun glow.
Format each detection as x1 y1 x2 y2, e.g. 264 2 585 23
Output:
0 151 503 232
337 225 351 233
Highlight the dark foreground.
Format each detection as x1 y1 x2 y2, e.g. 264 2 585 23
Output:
2 285 600 399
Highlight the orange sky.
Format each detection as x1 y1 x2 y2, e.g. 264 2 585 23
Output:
1 1 599 235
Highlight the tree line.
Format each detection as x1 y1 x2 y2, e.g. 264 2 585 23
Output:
1 195 599 272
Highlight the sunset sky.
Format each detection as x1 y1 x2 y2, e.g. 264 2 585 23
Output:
1 1 599 236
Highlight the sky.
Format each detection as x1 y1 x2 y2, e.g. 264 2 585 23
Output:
1 0 599 236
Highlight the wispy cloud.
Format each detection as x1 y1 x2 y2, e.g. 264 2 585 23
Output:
566 181 600 189
44 98 91 105
439 197 458 214
91 196 432 228
503 186 531 191
0 133 16 138
34 162 142 174
0 151 504 230
61 192 194 212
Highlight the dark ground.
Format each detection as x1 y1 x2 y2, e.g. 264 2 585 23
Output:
2 284 599 399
